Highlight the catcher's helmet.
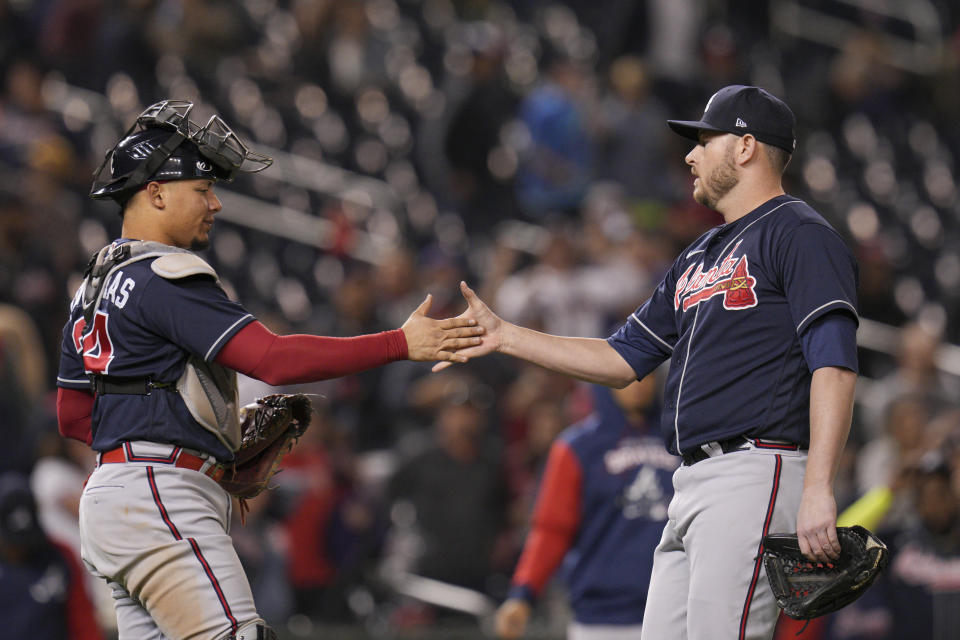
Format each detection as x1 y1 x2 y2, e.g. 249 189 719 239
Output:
91 100 273 205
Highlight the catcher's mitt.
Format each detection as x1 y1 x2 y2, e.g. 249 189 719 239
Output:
218 394 313 500
762 525 889 620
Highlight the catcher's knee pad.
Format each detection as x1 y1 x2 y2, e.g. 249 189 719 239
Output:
216 619 277 640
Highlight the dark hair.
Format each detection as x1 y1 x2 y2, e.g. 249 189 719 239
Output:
764 142 791 174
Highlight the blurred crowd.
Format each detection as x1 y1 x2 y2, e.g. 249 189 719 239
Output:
1 0 960 638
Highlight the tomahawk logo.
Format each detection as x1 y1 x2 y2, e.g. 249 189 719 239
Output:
674 241 758 311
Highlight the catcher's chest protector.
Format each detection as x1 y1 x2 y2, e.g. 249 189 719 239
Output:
81 241 241 451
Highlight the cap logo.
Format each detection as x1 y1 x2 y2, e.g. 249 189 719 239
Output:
735 118 747 128
703 90 720 116
197 160 211 172
130 141 157 160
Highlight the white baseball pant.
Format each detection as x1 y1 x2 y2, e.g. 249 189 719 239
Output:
79 444 261 640
639 444 806 640
569 621 643 639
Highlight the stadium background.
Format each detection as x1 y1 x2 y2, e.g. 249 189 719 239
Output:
1 0 959 638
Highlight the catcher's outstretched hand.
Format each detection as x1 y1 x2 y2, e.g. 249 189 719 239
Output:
433 281 504 372
796 485 841 562
401 293 485 362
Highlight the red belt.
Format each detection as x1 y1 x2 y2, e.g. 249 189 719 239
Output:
98 443 225 482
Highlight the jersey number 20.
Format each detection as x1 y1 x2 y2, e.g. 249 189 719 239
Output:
72 312 115 374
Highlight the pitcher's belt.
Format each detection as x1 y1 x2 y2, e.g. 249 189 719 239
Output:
97 441 224 482
681 437 801 466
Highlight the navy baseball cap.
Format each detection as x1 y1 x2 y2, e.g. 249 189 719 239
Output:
667 85 796 153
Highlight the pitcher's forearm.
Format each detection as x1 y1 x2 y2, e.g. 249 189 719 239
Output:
805 366 856 489
500 323 636 387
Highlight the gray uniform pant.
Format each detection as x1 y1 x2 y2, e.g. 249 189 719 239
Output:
569 622 644 639
640 445 806 640
79 445 261 640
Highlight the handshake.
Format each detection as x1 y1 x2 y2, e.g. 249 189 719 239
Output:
405 280 637 389
400 281 500 369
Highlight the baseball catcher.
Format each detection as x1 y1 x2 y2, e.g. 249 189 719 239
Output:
762 525 889 620
57 99 484 640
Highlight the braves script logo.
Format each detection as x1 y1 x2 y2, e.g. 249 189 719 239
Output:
674 240 758 311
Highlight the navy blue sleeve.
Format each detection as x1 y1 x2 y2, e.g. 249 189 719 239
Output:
607 270 677 380
56 304 89 389
778 223 859 334
799 311 858 373
138 275 255 362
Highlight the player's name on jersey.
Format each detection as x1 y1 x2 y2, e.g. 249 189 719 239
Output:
101 271 137 309
70 270 136 312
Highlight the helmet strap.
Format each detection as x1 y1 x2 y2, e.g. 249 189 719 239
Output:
122 129 188 194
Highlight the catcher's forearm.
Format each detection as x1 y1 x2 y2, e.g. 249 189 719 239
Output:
217 321 408 385
805 366 856 491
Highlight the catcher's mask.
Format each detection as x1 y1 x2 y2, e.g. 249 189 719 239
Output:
90 100 273 205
